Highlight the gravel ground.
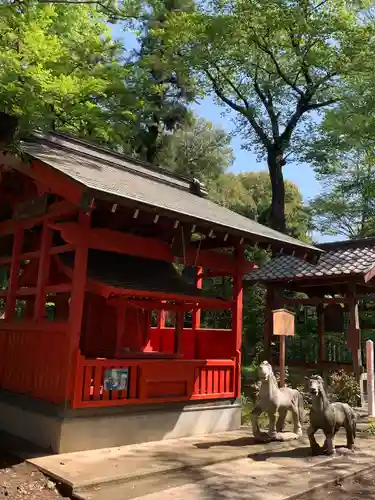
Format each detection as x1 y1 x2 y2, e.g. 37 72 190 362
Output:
0 451 66 499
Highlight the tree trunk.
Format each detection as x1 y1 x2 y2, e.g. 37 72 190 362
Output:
267 148 286 233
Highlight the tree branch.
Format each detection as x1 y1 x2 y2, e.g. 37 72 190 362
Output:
311 0 329 13
307 98 339 110
250 30 304 96
288 32 313 87
280 99 307 147
252 73 279 140
205 67 271 147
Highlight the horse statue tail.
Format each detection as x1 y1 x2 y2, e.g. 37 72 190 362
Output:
297 390 305 425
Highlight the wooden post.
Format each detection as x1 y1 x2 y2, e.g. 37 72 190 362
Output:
366 340 374 417
347 284 362 379
34 221 53 321
192 266 203 329
279 336 286 387
317 303 325 365
232 245 244 398
115 298 127 358
65 211 90 405
157 308 166 328
175 307 184 356
5 225 24 320
193 266 203 358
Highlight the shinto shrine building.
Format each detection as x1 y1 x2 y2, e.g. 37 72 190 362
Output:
0 115 319 453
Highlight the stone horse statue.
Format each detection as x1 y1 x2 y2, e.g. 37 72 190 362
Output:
306 374 357 456
251 361 304 441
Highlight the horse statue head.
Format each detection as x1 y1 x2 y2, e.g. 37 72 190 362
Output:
306 374 325 396
258 361 274 381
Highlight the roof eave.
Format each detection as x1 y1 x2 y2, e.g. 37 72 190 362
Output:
85 186 322 261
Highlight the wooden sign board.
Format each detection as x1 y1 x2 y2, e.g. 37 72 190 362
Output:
273 308 295 337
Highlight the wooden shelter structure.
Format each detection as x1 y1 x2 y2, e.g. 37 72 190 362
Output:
246 238 375 377
0 117 319 453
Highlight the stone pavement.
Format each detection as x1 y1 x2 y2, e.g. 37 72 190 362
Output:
28 427 375 500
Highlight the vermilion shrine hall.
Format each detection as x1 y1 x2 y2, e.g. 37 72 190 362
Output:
0 116 320 453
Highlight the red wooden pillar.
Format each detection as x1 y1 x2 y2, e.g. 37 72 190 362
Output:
65 211 90 405
193 267 203 358
232 245 244 398
157 305 166 351
157 307 166 328
193 267 203 329
34 222 53 321
5 225 24 320
115 298 127 357
175 307 184 356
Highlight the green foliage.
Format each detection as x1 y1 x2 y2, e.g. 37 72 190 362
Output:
157 0 374 231
210 171 311 240
157 116 234 181
330 370 360 407
0 1 135 146
123 0 196 163
309 141 375 238
365 418 375 435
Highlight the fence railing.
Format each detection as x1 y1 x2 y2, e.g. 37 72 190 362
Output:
72 355 236 408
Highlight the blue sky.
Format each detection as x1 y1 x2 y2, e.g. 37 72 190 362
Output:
111 24 329 241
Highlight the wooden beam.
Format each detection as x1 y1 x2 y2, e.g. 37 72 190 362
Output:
284 297 349 306
86 279 233 309
364 264 375 283
0 200 76 236
109 298 196 312
51 222 255 275
16 159 83 206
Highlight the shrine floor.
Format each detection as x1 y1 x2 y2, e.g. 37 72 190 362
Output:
27 422 375 500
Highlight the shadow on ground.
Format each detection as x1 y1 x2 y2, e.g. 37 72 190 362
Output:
194 436 256 449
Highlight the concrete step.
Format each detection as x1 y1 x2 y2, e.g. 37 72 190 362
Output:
73 442 375 500
28 429 308 498
29 427 375 500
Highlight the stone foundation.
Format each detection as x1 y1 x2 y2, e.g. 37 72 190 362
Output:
0 391 241 453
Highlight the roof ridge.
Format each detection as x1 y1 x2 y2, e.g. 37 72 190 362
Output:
28 131 208 197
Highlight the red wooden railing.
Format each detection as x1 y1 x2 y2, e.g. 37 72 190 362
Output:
72 355 236 408
0 323 70 404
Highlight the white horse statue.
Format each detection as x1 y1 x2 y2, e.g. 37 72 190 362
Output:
251 361 304 441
